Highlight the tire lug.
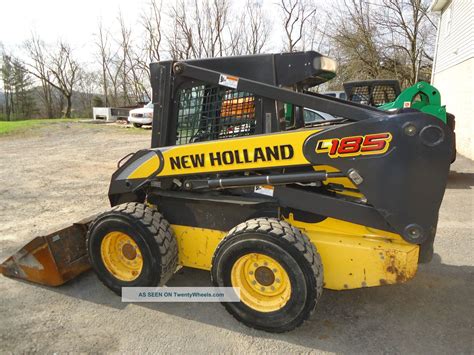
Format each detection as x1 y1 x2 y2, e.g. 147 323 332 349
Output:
251 280 257 285
276 278 280 283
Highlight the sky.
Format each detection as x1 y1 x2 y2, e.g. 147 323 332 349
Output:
0 0 288 63
1 0 143 45
1 0 148 59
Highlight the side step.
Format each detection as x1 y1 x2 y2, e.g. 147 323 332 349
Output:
0 215 95 286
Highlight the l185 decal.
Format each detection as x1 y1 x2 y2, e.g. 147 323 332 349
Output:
315 133 392 158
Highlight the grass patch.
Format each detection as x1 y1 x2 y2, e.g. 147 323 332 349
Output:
0 118 79 136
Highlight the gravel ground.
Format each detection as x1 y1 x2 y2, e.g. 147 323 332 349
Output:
0 122 472 353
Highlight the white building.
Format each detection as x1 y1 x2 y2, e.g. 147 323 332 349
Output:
431 0 474 159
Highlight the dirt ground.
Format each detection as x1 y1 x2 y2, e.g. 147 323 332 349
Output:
0 122 473 353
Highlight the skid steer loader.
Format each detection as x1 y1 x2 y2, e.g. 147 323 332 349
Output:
1 52 453 332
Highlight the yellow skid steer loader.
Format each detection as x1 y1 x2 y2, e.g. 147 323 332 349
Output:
1 52 453 332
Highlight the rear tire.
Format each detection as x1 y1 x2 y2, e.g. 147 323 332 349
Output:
87 202 178 295
447 112 456 163
211 217 323 333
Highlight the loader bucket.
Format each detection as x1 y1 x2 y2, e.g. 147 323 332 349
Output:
0 216 95 286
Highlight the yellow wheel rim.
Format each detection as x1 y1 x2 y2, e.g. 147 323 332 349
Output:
231 253 291 312
100 231 143 282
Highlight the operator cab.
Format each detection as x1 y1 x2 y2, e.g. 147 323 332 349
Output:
150 51 347 149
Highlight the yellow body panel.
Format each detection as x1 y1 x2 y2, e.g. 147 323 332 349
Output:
285 215 419 289
170 217 419 291
172 225 226 270
128 155 160 180
129 129 322 179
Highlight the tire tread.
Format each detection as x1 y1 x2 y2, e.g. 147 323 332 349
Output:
211 217 323 332
87 202 178 290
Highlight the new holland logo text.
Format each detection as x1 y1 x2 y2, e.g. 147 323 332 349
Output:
315 133 392 158
169 144 294 170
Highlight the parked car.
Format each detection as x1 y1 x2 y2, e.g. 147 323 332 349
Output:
322 91 347 100
303 108 337 124
131 100 335 130
128 102 153 127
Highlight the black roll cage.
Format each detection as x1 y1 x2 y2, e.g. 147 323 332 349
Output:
150 52 389 149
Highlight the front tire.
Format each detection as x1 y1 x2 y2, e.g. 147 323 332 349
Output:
211 218 323 333
133 123 142 128
87 203 178 295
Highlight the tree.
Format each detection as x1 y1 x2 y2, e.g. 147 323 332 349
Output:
11 58 36 119
142 0 162 64
117 12 132 105
76 69 101 117
167 0 231 60
279 0 317 52
48 41 80 118
25 35 80 118
96 21 111 107
167 0 196 60
116 12 151 103
1 52 36 120
1 54 14 120
328 0 437 88
229 0 271 55
137 0 163 99
24 35 55 118
378 0 437 85
331 0 384 81
95 20 124 107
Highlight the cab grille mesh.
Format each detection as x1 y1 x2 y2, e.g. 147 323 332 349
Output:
176 85 256 145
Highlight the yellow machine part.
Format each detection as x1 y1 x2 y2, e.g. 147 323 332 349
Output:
172 225 226 269
231 253 291 312
100 231 143 282
319 164 363 199
127 129 322 180
286 215 419 290
171 216 419 291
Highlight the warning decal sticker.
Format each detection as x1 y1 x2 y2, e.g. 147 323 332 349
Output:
219 74 239 89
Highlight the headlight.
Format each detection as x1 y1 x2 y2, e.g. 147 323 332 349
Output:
313 55 338 73
144 112 153 118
